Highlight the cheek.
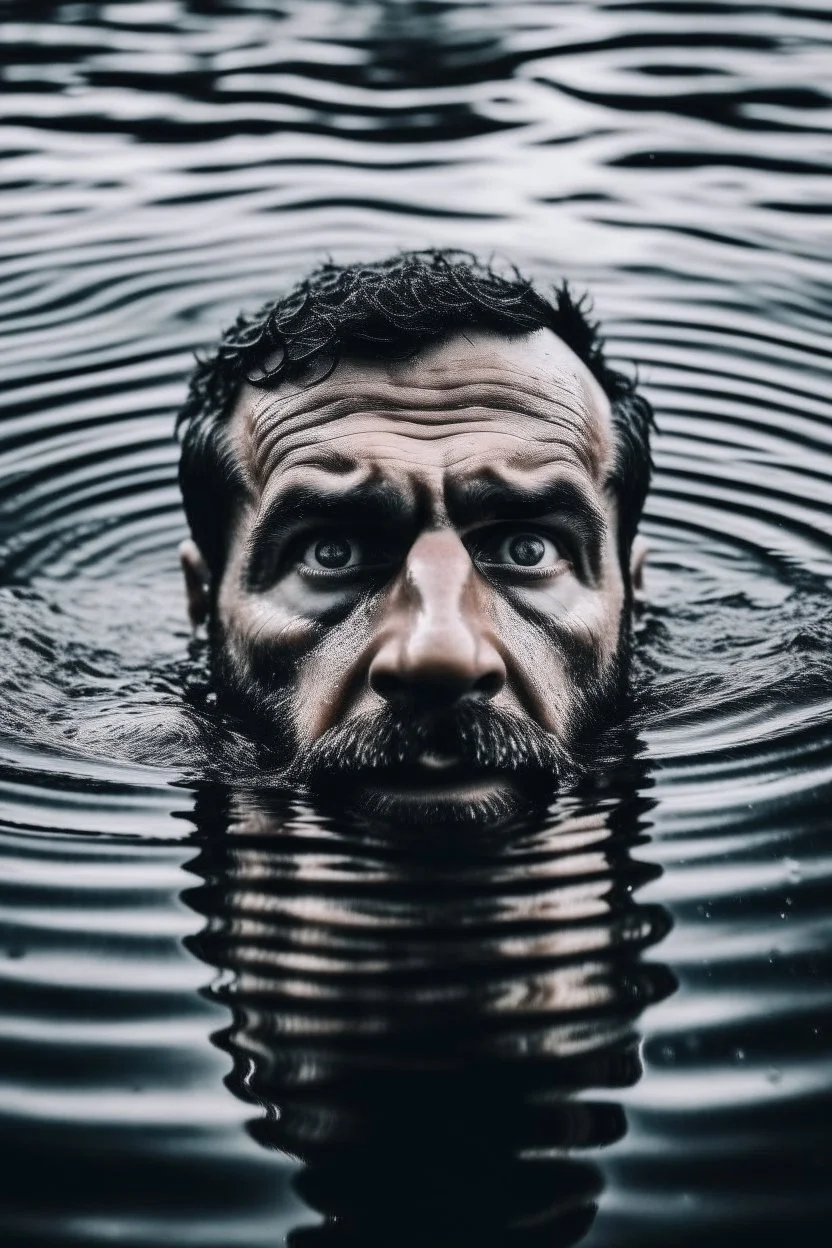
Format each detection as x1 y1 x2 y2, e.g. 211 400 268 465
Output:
490 597 572 730
490 583 624 732
223 596 314 663
216 584 320 716
217 548 379 740
292 600 380 742
217 529 321 657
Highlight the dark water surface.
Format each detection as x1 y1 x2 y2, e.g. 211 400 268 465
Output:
1 2 831 1244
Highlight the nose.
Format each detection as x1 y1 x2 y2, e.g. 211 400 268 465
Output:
368 530 506 711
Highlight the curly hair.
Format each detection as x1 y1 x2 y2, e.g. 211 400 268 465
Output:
176 249 654 577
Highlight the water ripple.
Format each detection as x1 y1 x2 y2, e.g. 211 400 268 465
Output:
0 0 830 1243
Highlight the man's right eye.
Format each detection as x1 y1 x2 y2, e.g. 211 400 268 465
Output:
293 533 396 579
300 536 362 571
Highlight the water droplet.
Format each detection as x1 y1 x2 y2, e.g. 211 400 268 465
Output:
766 1067 782 1085
784 857 801 882
734 1047 746 1061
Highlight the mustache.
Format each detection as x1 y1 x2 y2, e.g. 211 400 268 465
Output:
288 700 577 789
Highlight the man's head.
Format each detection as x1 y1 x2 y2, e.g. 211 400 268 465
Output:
177 251 654 822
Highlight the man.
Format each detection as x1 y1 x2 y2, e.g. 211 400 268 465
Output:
176 250 653 822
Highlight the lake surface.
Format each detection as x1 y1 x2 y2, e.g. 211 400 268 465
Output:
1 1 831 1244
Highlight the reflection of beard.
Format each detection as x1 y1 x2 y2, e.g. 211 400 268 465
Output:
211 618 630 823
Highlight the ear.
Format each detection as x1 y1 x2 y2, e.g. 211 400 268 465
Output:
179 538 211 629
630 535 648 602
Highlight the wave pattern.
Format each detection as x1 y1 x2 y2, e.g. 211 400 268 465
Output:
0 1 831 1244
184 788 672 1247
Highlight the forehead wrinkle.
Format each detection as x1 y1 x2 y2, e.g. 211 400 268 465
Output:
263 425 584 491
253 399 598 473
398 358 599 428
410 331 610 413
422 360 596 420
240 386 358 488
240 414 518 486
245 417 607 504
236 389 277 494
255 462 377 515
235 361 611 492
244 364 596 429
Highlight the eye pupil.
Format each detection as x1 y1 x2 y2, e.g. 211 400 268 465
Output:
315 539 351 568
509 535 545 566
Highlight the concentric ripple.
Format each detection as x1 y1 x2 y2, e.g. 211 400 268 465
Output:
0 1 831 1245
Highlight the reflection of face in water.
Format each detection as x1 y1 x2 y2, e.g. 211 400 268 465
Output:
183 771 673 1247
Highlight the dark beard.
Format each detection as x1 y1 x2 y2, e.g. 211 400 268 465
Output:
209 615 630 823
283 698 577 824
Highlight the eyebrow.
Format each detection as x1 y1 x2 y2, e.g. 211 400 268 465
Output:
445 475 607 550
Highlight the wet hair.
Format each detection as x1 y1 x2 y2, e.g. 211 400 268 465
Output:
176 249 654 578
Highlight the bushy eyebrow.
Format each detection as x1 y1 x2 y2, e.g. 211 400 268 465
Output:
446 476 606 548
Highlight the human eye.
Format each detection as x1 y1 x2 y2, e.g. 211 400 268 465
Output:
469 526 567 574
295 531 394 579
300 535 361 571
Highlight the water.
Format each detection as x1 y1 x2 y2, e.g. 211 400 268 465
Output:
0 1 831 1243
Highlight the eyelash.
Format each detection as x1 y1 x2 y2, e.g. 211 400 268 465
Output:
297 562 382 583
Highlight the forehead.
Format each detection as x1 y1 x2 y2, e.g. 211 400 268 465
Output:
230 328 616 499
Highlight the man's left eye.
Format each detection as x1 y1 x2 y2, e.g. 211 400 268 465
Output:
475 529 564 569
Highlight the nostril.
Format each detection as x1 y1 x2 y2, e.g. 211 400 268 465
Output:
474 670 504 700
368 668 402 703
369 664 504 708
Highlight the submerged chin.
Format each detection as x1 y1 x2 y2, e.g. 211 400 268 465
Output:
312 772 547 826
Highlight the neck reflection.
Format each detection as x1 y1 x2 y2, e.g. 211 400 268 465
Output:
183 766 673 1248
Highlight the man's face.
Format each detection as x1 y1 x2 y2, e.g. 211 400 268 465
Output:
183 329 634 822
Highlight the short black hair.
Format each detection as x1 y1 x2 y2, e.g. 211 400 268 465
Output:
176 249 654 577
